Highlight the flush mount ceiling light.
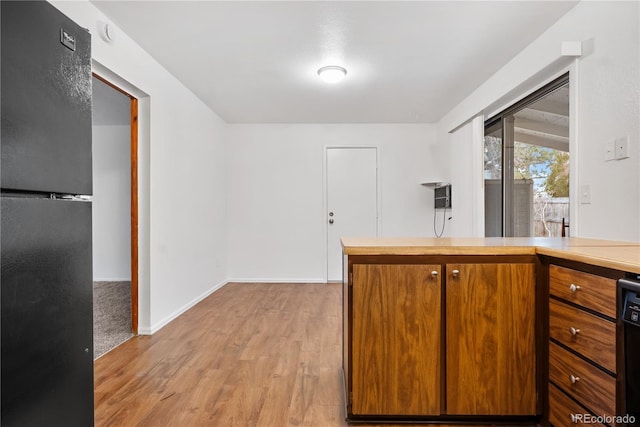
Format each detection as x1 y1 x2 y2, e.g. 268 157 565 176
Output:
317 65 347 84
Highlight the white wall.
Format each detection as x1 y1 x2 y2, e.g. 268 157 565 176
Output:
52 1 228 334
50 0 639 334
437 1 640 241
92 125 131 281
433 116 485 237
227 124 437 281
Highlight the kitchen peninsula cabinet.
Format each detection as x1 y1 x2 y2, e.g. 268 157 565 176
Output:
341 237 640 424
342 250 539 422
446 263 536 415
351 263 441 416
546 264 619 425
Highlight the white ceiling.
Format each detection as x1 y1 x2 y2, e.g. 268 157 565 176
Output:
91 1 578 124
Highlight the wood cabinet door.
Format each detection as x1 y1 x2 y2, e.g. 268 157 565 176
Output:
352 264 441 415
446 263 536 415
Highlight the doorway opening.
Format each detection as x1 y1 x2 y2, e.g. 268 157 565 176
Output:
484 74 570 237
91 73 139 358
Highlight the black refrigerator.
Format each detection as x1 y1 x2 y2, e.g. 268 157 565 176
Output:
1 2 94 426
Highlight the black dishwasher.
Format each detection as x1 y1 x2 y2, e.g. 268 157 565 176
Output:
619 277 640 424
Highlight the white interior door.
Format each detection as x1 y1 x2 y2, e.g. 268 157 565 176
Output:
326 147 378 281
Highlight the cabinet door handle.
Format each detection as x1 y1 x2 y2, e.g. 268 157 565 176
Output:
452 269 460 277
569 326 580 336
430 270 438 277
569 284 581 292
569 374 580 384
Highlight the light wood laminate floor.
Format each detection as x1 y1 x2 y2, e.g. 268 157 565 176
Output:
95 282 511 427
95 282 347 426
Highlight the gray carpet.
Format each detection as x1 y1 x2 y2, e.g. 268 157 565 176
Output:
93 281 134 359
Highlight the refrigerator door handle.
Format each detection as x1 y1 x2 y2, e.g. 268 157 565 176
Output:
53 194 92 202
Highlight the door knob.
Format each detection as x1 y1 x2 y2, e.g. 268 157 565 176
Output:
329 218 334 224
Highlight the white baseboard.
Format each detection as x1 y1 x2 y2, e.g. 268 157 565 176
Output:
138 279 228 335
226 278 328 284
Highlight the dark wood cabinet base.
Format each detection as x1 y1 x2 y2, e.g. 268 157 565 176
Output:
343 255 540 423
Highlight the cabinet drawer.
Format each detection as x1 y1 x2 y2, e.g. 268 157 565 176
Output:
549 384 606 427
549 265 616 318
549 299 616 372
549 341 616 418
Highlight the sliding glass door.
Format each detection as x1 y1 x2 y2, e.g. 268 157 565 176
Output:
484 74 570 237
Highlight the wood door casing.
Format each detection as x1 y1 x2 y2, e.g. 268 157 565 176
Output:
92 72 139 334
446 263 536 415
352 264 441 416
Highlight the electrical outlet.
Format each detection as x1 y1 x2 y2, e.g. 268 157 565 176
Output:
580 184 591 204
615 136 630 160
604 140 615 161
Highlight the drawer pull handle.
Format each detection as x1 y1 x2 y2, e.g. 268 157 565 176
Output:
570 374 580 384
569 327 580 336
431 270 438 277
569 284 581 293
452 269 460 277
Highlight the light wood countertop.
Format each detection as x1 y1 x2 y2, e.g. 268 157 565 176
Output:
536 245 640 274
341 237 640 274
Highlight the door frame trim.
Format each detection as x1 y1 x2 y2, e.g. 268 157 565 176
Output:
92 73 139 334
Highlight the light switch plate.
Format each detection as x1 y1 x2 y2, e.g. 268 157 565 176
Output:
615 136 630 159
604 140 615 161
580 184 591 204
